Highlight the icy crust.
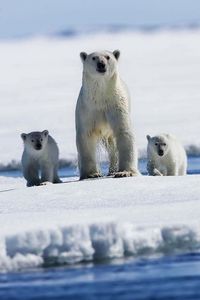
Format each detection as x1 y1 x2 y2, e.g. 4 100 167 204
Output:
0 223 200 272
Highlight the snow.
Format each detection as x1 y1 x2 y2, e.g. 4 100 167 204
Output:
0 29 200 272
0 30 200 169
0 174 200 272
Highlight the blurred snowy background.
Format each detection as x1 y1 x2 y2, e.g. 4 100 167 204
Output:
1 0 200 39
0 0 200 168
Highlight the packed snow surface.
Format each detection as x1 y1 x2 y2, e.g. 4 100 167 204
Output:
0 175 200 272
0 30 200 169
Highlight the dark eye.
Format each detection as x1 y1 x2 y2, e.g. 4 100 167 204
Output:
31 140 34 143
40 138 43 142
105 55 110 60
155 143 158 146
163 143 166 146
92 57 96 61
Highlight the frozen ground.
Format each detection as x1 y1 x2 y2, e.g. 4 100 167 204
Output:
0 30 200 168
0 174 200 272
0 30 200 273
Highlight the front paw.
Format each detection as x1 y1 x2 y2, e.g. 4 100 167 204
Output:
153 169 163 176
80 172 102 180
40 181 53 185
107 172 116 177
114 170 139 178
27 180 41 187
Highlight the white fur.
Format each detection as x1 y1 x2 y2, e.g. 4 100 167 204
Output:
76 50 139 179
147 133 187 176
21 130 62 187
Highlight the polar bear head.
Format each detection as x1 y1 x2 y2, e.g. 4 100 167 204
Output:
21 130 49 152
147 134 169 157
80 50 120 79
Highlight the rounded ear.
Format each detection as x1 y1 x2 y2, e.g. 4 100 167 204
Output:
146 135 151 141
21 133 27 141
113 50 120 60
42 130 49 137
80 52 87 62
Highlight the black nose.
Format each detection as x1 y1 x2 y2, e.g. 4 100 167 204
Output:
97 61 106 70
158 149 164 156
35 143 42 150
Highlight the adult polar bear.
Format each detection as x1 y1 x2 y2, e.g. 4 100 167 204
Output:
76 50 139 180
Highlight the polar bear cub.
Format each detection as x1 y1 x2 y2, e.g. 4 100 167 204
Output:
146 133 187 176
76 49 139 180
21 130 62 186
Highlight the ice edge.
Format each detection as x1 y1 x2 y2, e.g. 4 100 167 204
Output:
0 222 200 272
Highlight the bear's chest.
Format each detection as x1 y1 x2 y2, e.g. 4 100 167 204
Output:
84 81 119 108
